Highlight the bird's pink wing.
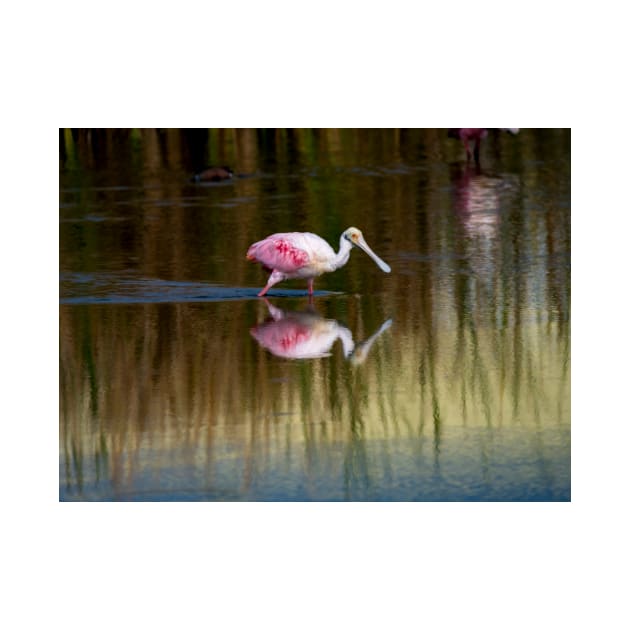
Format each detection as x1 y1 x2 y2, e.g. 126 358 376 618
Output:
247 236 310 272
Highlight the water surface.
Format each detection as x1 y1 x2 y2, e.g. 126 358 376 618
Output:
59 128 570 501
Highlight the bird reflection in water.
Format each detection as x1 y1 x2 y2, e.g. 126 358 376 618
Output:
251 299 392 364
450 163 519 239
452 164 501 239
450 163 520 284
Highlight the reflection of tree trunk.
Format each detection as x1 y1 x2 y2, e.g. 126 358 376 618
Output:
141 128 162 171
414 188 443 459
235 128 258 173
511 203 524 419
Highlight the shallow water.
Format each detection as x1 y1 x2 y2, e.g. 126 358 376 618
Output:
59 128 570 501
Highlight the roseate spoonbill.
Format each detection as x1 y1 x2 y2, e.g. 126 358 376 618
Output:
448 128 519 164
191 166 233 182
246 227 391 297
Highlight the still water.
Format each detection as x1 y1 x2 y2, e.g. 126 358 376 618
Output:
59 129 570 501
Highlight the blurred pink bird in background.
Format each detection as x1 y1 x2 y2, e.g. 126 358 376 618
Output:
246 227 391 296
448 128 519 164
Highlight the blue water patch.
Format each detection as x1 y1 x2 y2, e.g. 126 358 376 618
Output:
60 427 570 502
60 273 340 304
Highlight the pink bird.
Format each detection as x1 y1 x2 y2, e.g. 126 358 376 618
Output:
246 227 391 297
448 128 519 164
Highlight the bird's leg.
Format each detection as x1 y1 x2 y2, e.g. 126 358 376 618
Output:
262 299 285 321
473 139 481 165
307 278 314 295
258 270 285 297
464 139 472 162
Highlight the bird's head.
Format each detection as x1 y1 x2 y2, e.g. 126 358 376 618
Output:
342 227 391 273
343 227 364 246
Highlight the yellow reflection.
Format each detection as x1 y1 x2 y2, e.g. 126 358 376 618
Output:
60 296 569 499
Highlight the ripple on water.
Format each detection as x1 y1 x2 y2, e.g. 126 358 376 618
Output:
59 273 341 304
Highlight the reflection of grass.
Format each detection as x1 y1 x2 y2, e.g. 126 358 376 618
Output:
60 288 569 499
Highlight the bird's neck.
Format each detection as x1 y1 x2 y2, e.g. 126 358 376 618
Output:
332 237 352 270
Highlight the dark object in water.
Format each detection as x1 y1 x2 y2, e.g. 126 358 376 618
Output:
191 166 234 182
447 128 519 165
